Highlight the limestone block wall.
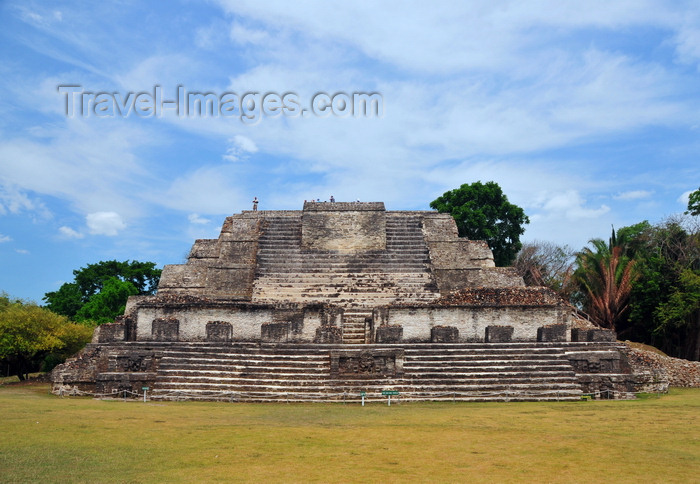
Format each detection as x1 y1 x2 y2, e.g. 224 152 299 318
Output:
157 213 262 299
374 305 569 342
422 212 524 292
427 240 494 269
130 301 334 342
134 305 272 341
301 202 386 252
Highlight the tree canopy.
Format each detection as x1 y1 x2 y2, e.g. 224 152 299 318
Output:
0 294 93 380
624 217 700 360
43 260 161 322
687 187 700 216
525 216 700 360
74 277 139 325
430 181 529 266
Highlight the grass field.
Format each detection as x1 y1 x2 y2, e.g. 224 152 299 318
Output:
0 384 698 483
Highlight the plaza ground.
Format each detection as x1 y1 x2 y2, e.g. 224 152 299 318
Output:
1 384 698 483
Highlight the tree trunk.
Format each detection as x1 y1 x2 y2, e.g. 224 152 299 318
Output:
694 309 700 362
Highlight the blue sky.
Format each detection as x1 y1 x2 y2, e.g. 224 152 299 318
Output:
1 1 699 303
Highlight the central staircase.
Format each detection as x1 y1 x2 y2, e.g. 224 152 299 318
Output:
251 214 440 310
251 213 441 344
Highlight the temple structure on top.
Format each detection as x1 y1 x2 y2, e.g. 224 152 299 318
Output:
52 202 664 402
117 201 565 345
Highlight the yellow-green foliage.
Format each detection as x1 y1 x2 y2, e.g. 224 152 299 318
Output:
0 299 93 359
0 385 698 483
0 296 93 378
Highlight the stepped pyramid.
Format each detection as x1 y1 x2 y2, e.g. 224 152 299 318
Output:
52 202 662 401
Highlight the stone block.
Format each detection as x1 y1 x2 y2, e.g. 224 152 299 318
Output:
485 325 514 343
375 325 403 343
114 315 136 341
330 349 404 378
206 266 255 298
314 326 342 343
421 213 459 240
588 329 616 342
431 326 459 343
206 321 233 342
217 241 258 261
427 240 494 269
432 268 524 293
537 323 567 342
273 309 304 335
113 353 154 372
571 328 616 342
261 321 290 342
188 239 219 259
152 318 179 341
97 322 125 343
570 328 585 342
301 202 386 252
567 351 621 373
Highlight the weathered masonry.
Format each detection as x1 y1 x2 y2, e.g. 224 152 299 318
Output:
52 202 667 401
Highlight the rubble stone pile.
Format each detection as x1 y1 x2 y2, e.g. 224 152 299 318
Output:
624 343 700 388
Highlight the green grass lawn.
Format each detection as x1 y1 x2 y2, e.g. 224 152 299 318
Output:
1 384 698 483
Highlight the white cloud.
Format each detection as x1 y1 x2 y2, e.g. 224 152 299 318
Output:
188 213 211 225
115 54 202 92
0 182 49 217
0 234 12 243
86 212 126 236
15 249 30 255
58 226 84 239
223 135 258 162
614 190 653 201
158 166 247 214
535 190 611 220
215 1 683 74
678 189 696 205
230 22 271 45
0 119 156 219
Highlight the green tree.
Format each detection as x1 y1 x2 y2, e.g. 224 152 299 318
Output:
43 260 161 320
686 187 700 216
430 181 529 266
626 217 700 360
74 277 139 325
0 294 93 380
42 282 82 319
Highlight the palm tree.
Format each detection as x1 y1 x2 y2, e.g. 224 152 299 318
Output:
574 230 638 332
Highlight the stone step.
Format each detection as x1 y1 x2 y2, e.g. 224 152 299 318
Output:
257 271 433 285
154 378 580 390
156 365 576 380
253 285 438 294
254 272 435 278
153 379 581 392
256 253 430 259
150 385 580 400
119 341 620 352
253 283 438 291
254 268 432 275
255 258 432 264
